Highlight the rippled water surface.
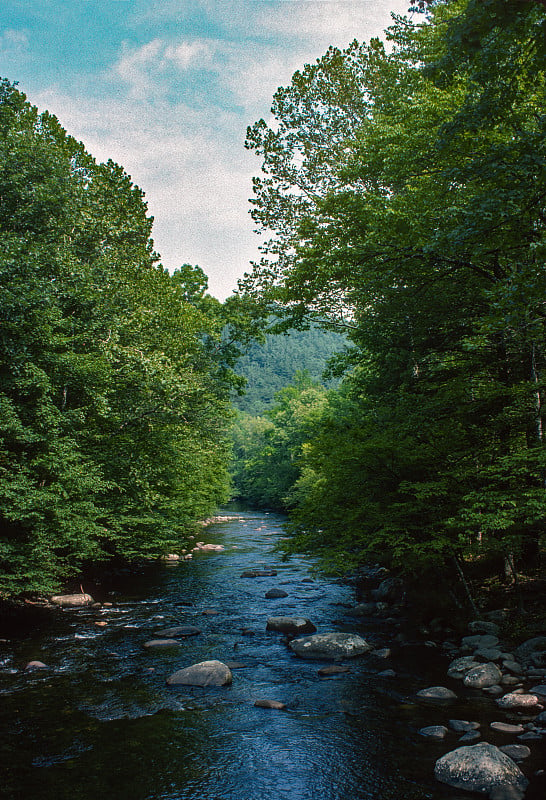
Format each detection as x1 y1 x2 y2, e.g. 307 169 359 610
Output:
1 511 544 800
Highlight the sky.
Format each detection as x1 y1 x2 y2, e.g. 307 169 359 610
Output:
1 0 411 300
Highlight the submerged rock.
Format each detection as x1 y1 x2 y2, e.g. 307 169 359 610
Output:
318 665 351 676
166 660 232 687
154 625 201 637
254 698 287 710
289 632 372 660
434 743 528 794
143 639 180 648
265 588 288 599
419 725 448 740
241 569 277 578
449 720 481 734
459 731 481 744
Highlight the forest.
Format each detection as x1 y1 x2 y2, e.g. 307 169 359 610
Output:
2 0 546 618
235 0 546 611
0 77 259 597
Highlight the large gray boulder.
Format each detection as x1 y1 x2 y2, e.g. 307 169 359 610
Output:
463 663 502 689
266 616 316 635
289 632 372 660
166 660 232 687
50 593 94 608
434 743 528 794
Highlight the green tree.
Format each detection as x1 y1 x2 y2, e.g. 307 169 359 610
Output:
231 373 327 510
242 0 546 598
0 81 235 596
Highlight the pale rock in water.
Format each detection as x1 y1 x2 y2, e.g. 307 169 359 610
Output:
166 660 232 687
289 632 372 660
50 593 94 608
463 663 502 689
266 616 316 635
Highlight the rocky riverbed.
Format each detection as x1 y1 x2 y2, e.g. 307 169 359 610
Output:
0 510 545 800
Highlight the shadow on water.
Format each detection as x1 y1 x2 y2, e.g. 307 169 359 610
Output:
0 510 544 800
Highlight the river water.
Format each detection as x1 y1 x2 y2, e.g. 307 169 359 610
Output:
0 510 544 800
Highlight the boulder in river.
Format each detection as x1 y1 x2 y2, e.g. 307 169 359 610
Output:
496 693 541 710
50 593 94 608
166 660 232 687
490 722 525 735
434 743 528 795
448 656 480 679
266 616 317 635
416 686 458 702
463 663 503 689
289 632 373 660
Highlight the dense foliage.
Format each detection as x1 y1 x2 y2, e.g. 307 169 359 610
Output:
0 81 240 597
233 323 345 416
231 372 328 509
240 0 546 596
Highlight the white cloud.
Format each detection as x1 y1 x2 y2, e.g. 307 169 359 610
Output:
0 28 29 53
32 87 261 300
255 0 410 45
112 37 214 99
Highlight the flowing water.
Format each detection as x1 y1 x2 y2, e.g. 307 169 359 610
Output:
0 510 544 800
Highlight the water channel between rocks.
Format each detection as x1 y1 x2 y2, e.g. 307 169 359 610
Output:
1 510 545 800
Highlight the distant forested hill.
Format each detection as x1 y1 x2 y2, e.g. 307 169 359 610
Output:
233 325 346 415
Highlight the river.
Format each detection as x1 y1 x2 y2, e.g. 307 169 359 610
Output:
0 510 544 800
